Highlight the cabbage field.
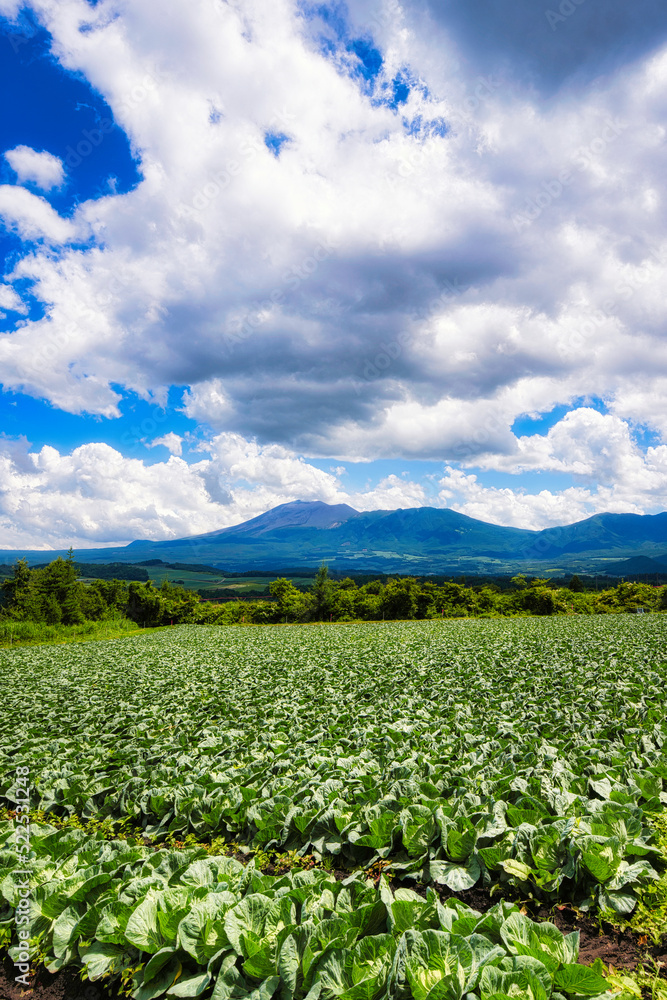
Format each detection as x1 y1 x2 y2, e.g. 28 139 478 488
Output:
1 614 666 999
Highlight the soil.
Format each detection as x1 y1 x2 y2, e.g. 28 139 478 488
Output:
432 882 667 977
0 952 117 998
2 883 664 999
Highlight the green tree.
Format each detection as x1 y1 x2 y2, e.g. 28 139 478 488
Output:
352 587 381 620
380 578 419 620
415 581 439 619
37 554 86 625
89 579 129 616
269 577 305 621
79 586 106 621
42 593 63 625
436 582 475 618
308 565 336 621
518 585 561 616
127 581 165 626
1 559 41 619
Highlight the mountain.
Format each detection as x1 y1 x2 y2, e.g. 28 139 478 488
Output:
2 502 666 575
597 554 667 577
191 500 359 537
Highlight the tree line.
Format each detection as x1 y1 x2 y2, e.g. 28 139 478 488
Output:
1 556 666 630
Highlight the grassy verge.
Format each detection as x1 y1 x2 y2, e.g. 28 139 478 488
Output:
623 810 667 945
605 962 667 1000
598 809 667 999
0 617 141 649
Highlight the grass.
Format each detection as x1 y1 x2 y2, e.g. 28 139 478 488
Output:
144 566 226 589
0 616 141 649
605 962 667 1000
622 810 667 945
596 809 667 1000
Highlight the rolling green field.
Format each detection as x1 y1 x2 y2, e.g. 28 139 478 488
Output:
1 616 665 998
85 566 314 596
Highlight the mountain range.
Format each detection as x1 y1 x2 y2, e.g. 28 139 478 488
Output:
2 501 667 576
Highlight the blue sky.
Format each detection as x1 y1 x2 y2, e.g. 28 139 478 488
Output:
0 0 666 549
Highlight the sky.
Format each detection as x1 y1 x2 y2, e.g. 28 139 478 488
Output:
0 0 667 550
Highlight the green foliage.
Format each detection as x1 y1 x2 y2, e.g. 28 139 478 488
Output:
1 553 131 626
622 809 667 944
8 553 663 631
380 578 420 620
3 614 667 996
269 578 305 621
0 818 623 1000
71 562 151 581
0 616 138 648
2 615 665 914
308 564 337 621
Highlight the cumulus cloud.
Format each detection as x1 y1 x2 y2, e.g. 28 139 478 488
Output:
0 0 666 536
474 409 667 495
0 442 216 549
4 145 65 191
0 283 27 315
147 432 183 456
0 185 77 243
1 428 666 549
436 467 644 532
425 0 667 91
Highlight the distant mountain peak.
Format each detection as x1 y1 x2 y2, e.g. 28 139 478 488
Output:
199 499 360 539
4 503 666 574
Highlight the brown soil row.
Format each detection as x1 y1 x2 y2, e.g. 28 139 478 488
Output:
436 884 667 976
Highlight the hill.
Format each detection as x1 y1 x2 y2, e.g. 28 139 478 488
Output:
596 554 667 578
1 502 666 575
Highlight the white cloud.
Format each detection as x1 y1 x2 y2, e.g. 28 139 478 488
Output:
436 468 645 531
608 378 667 438
181 381 233 426
474 409 667 498
0 185 77 243
0 283 27 315
0 442 216 549
1 428 665 549
0 0 665 530
348 474 432 511
204 432 343 501
4 146 65 191
147 432 183 456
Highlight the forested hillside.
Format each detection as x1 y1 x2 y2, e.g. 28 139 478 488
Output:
1 557 665 644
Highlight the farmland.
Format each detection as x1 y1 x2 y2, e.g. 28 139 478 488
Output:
1 615 666 998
